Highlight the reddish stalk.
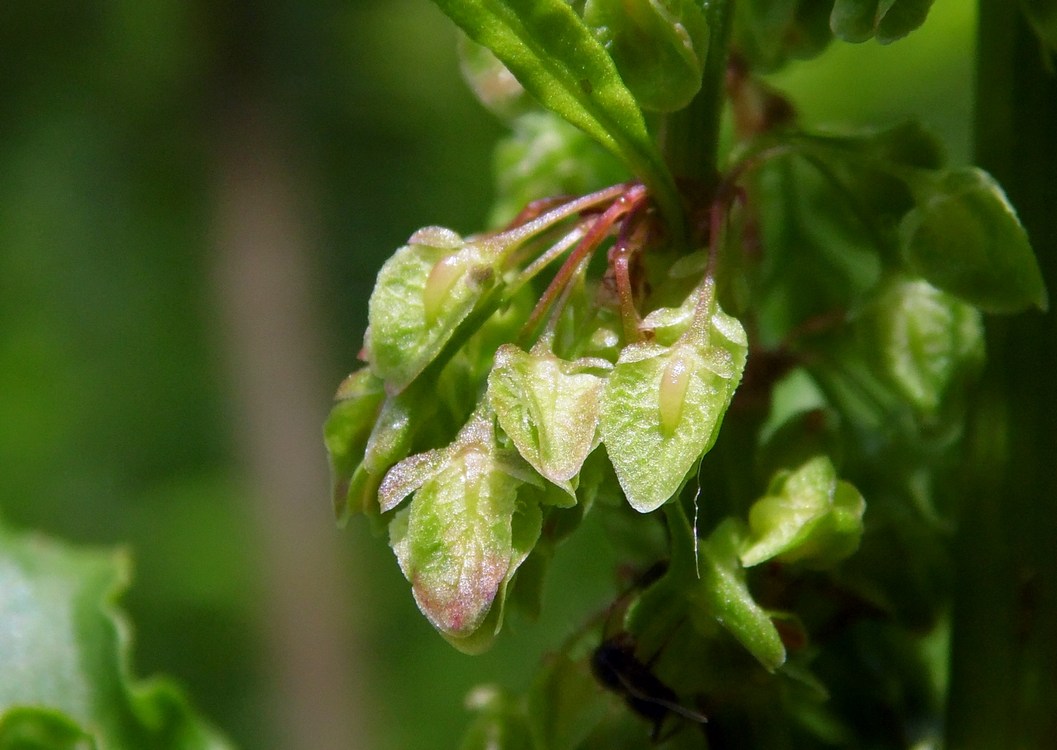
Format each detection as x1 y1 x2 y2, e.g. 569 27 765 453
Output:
486 182 632 262
611 199 651 343
519 184 649 345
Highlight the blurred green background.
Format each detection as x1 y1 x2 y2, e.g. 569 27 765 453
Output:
0 2 977 748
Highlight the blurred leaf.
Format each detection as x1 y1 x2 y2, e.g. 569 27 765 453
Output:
784 123 947 251
874 0 935 44
0 520 232 750
863 277 984 412
900 167 1048 313
749 155 881 345
0 708 91 750
457 34 532 119
802 121 946 169
830 0 887 43
733 0 833 72
458 685 533 750
755 372 843 480
740 455 866 568
428 0 680 223
583 0 709 112
830 0 935 44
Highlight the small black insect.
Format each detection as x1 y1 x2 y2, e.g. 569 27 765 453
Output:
591 633 707 741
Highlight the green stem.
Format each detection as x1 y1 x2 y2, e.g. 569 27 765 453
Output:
945 2 1057 747
661 0 736 185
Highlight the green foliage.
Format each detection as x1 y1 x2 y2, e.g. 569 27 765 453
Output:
324 369 386 520
740 455 866 568
733 0 937 71
898 167 1048 312
861 277 984 413
429 0 681 221
0 519 231 750
324 1 1050 745
733 0 834 71
583 0 710 112
384 409 542 652
697 519 786 671
830 0 935 44
3 0 1052 746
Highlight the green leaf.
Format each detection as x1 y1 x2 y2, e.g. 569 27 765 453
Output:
806 121 946 170
750 155 882 346
487 344 606 492
443 496 543 654
874 0 934 44
323 369 386 520
864 277 984 413
0 709 91 750
366 226 496 393
740 455 866 568
583 0 709 112
428 0 680 223
0 521 232 750
386 410 541 649
829 0 884 43
900 167 1048 313
696 519 786 671
830 0 934 44
734 0 833 72
601 284 747 513
639 283 699 346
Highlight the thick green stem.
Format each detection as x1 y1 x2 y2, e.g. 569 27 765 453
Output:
661 0 736 185
945 3 1057 747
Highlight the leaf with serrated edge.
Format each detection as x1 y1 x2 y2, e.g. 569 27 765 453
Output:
0 519 232 749
488 344 606 492
429 0 680 224
601 283 747 512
